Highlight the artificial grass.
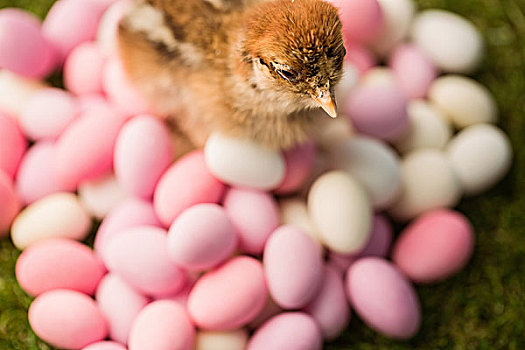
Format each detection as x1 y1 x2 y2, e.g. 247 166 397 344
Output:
0 0 524 349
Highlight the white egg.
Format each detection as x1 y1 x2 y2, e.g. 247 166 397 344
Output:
334 62 360 107
279 197 322 244
195 329 248 350
0 70 45 118
78 174 130 219
360 67 397 87
372 0 416 55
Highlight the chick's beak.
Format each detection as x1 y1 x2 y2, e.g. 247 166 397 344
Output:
313 86 337 119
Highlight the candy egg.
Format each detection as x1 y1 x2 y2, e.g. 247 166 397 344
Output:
97 0 131 56
19 88 78 141
168 204 237 271
128 300 195 350
411 10 483 73
195 329 248 350
389 149 461 221
308 171 372 254
314 116 354 153
16 238 105 296
0 9 56 78
11 192 91 250
78 174 129 219
428 75 498 129
328 136 401 209
328 0 383 44
223 188 280 254
29 289 108 349
0 170 20 236
64 42 106 95
278 197 322 244
447 124 512 195
360 67 398 87
345 44 377 74
274 141 316 194
105 226 187 297
204 132 286 190
0 70 45 117
334 63 360 108
247 312 322 350
303 265 350 340
114 115 174 199
394 100 452 154
154 150 225 227
264 225 323 309
371 0 416 55
188 256 267 330
0 111 27 178
83 341 127 350
96 273 149 344
392 209 474 283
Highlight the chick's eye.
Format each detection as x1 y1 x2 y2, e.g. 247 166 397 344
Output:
270 62 298 82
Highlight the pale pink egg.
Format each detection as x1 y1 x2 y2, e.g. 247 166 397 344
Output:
114 115 174 199
223 188 279 255
390 44 438 99
54 108 123 189
188 256 267 330
345 43 377 74
64 42 106 95
0 111 27 178
128 300 195 350
0 170 20 236
97 0 131 56
96 273 149 345
264 225 323 309
154 150 225 227
42 0 107 64
392 209 474 283
345 84 409 141
16 238 105 296
105 226 187 297
167 204 237 271
346 257 421 339
83 341 127 350
247 312 322 350
275 141 316 194
0 9 56 78
328 0 383 44
29 289 108 349
303 265 350 340
19 88 78 141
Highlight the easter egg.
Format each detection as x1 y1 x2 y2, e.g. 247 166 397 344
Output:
371 0 416 55
97 0 131 56
428 75 498 129
447 124 512 195
83 341 127 350
29 289 108 349
275 141 316 194
392 209 474 283
308 171 372 254
114 115 174 199
0 170 20 236
168 204 237 271
195 329 248 350
247 312 322 350
0 70 46 117
154 150 225 227
204 132 286 190
360 67 398 87
278 197 322 244
96 273 149 344
16 238 105 296
346 258 421 339
223 188 280 254
334 63 360 108
128 300 195 350
11 192 91 250
328 0 383 44
188 256 267 330
345 44 377 74
78 174 129 219
0 111 27 178
64 42 106 95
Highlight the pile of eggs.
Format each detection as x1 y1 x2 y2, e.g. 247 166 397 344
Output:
0 0 513 349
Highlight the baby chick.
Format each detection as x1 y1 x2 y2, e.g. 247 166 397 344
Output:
118 0 346 150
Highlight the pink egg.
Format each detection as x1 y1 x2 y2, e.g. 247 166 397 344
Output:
167 204 237 271
19 88 78 141
154 150 225 227
188 256 267 330
345 84 409 141
264 225 323 309
114 115 174 199
328 0 383 44
96 0 130 56
345 43 377 74
95 198 163 263
390 44 438 99
223 188 279 255
64 42 106 95
105 226 187 297
0 9 56 78
128 300 195 350
55 108 123 189
0 111 27 178
392 209 474 283
29 289 108 349
16 238 105 296
346 257 421 339
274 141 316 194
83 341 127 350
96 273 149 344
42 0 107 63
0 170 20 236
247 312 322 350
303 265 350 340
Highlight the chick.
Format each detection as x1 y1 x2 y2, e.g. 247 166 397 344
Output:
118 0 346 150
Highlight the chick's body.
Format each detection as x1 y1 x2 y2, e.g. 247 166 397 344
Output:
119 0 345 150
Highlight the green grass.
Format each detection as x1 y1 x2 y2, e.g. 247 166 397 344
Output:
1 0 524 349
